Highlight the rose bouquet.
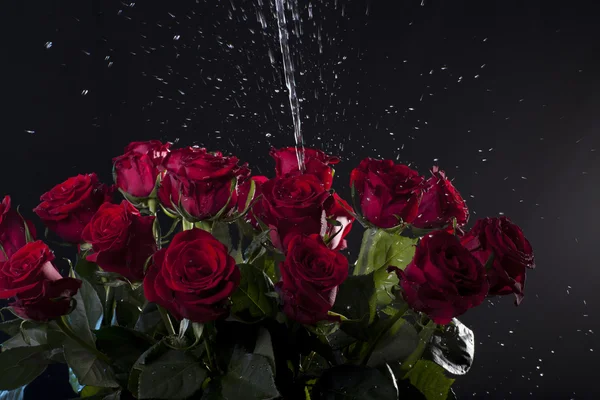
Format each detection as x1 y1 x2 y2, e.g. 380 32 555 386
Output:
0 141 535 400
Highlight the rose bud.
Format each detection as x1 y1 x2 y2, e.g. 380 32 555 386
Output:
412 166 469 230
270 147 340 190
33 173 112 243
82 201 157 282
113 140 171 200
0 195 36 262
395 231 489 324
323 193 355 251
158 147 250 222
461 217 535 305
350 158 424 228
0 241 81 322
236 175 269 229
278 234 349 325
144 228 240 323
257 174 331 252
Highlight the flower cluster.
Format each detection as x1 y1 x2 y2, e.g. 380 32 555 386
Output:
0 141 535 400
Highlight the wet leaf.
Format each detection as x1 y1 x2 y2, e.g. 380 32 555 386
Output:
354 229 417 276
403 360 455 400
221 353 279 400
0 346 50 390
312 364 398 400
331 273 376 341
426 319 474 376
230 264 276 321
137 348 207 399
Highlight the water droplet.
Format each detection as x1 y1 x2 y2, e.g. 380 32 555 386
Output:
44 41 53 49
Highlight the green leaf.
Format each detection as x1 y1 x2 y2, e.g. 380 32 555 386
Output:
81 386 106 398
243 229 271 263
353 229 417 276
0 320 21 336
372 268 399 307
102 391 121 400
366 317 419 368
426 319 474 376
0 346 50 390
312 365 398 400
0 386 26 400
128 340 167 397
134 303 162 335
93 326 155 375
404 360 455 400
253 327 275 373
330 274 377 340
230 264 277 322
63 339 119 388
67 270 104 337
221 353 279 400
211 222 233 251
137 349 207 399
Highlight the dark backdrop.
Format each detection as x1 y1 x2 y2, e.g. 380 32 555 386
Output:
2 0 600 398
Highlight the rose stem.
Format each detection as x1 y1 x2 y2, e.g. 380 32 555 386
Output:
157 306 176 336
56 316 111 363
397 319 437 378
360 303 410 366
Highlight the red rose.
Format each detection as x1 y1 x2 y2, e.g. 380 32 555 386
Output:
270 147 340 189
144 228 240 323
461 217 535 305
82 201 156 282
350 158 424 228
33 173 112 243
0 241 81 321
396 231 488 324
258 174 331 252
278 234 348 325
158 147 250 221
412 166 469 229
237 175 269 229
0 196 36 262
113 140 171 199
324 194 355 251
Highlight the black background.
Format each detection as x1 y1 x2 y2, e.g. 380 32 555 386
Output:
2 0 600 398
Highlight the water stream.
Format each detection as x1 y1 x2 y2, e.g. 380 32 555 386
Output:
274 0 305 172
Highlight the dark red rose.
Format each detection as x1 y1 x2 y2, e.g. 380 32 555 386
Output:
350 158 424 228
278 234 348 325
82 201 156 282
258 174 331 252
0 241 81 321
412 166 469 229
0 196 36 262
461 217 535 305
324 193 355 251
237 175 269 229
270 147 340 189
395 231 488 324
113 140 171 198
144 228 240 323
158 147 251 221
33 174 112 243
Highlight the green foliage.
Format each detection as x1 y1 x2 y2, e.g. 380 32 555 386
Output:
230 264 277 322
331 274 377 341
353 228 417 276
312 365 398 400
404 360 455 400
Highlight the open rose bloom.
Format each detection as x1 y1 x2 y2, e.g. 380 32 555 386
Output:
0 142 535 400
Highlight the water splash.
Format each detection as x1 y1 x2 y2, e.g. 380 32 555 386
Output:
274 0 305 172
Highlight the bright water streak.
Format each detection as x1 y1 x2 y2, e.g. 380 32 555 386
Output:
274 0 305 172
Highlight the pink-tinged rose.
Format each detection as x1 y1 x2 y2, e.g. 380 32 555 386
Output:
158 147 251 221
0 241 81 321
82 201 156 282
412 166 469 229
113 140 171 198
144 228 240 323
278 234 348 325
257 174 331 252
0 196 36 262
461 217 535 305
350 158 424 228
237 176 269 229
395 231 488 324
270 147 340 189
33 173 112 243
324 193 355 251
